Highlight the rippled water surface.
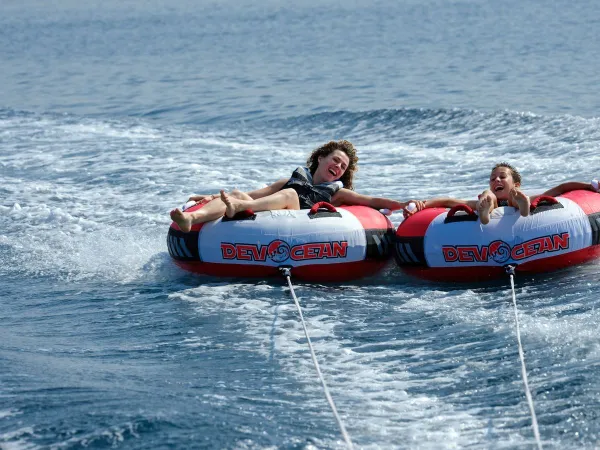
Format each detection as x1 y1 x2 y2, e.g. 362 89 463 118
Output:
1 0 600 449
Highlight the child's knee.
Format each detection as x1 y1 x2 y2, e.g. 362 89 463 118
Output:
281 188 298 199
231 189 252 200
281 189 300 208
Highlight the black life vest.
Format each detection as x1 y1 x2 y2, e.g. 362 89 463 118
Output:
282 167 342 209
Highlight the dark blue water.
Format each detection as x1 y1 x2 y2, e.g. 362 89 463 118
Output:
2 0 600 448
3 0 600 124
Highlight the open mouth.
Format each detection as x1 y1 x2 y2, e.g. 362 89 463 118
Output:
494 186 504 192
328 168 337 176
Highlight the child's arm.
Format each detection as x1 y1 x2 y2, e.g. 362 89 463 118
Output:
423 197 478 209
332 188 409 210
539 181 597 198
404 197 478 217
247 179 289 199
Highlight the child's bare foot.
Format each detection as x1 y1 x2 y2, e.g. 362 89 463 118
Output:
477 196 492 225
170 208 193 233
510 188 530 217
221 190 247 218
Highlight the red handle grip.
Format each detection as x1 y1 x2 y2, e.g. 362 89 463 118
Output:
309 202 337 215
530 195 558 210
447 204 476 218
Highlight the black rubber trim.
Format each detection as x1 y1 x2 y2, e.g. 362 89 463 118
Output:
365 228 395 259
530 203 564 215
589 212 600 246
308 211 342 219
167 228 200 261
444 214 479 224
221 212 257 222
393 235 427 267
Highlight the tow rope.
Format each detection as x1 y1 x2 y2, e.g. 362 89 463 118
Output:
505 264 543 450
279 267 354 449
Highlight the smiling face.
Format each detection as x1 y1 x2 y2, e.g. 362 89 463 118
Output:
489 166 520 200
306 140 358 189
313 149 350 184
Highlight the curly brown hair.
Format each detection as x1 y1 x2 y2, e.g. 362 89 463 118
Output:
306 140 359 190
491 162 522 184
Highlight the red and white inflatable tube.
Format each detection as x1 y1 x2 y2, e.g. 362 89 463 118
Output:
168 202 394 282
394 190 600 282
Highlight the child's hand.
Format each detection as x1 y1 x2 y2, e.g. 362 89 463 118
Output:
403 200 425 218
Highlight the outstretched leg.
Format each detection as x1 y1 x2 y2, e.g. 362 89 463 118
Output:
170 199 227 232
510 188 530 217
221 188 300 218
170 189 273 232
229 189 254 201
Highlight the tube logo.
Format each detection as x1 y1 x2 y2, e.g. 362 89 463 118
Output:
221 240 348 262
442 232 569 263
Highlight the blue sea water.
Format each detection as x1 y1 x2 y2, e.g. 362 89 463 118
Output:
1 0 600 448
